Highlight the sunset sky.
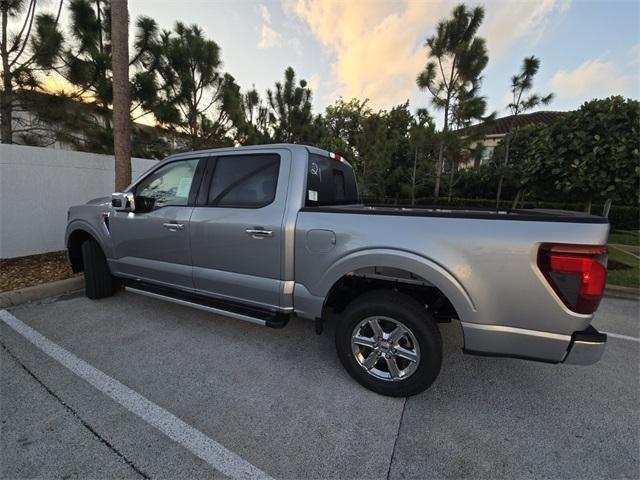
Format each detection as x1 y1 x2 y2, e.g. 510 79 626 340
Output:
52 0 640 122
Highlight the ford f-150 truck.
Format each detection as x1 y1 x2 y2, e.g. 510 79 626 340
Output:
65 144 610 396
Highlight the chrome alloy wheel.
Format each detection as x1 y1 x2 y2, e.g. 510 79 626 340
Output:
350 316 420 381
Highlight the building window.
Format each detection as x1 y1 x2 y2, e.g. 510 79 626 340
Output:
480 146 495 165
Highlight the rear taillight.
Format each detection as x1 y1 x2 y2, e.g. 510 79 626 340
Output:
537 243 608 314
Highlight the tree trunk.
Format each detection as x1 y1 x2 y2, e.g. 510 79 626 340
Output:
585 200 592 214
434 141 444 200
1 5 13 144
447 158 455 204
410 146 418 206
434 103 450 200
496 135 511 208
495 175 503 209
111 0 131 191
511 189 522 209
603 198 612 217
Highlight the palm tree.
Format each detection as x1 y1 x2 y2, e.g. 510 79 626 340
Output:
111 0 131 190
496 55 554 207
416 4 488 199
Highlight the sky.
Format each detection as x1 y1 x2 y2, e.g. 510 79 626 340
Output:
46 0 640 124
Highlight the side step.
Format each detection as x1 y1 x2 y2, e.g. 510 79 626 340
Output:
124 282 289 328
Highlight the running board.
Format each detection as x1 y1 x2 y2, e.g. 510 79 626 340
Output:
124 282 289 328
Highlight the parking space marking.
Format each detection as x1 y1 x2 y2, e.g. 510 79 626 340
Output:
0 309 273 480
603 331 640 343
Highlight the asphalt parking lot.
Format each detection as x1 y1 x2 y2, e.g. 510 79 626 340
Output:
1 291 638 479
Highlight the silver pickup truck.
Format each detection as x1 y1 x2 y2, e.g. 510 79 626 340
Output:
65 144 610 396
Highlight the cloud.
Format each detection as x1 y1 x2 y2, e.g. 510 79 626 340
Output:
307 73 320 93
259 4 271 23
549 57 639 100
482 0 571 57
257 4 282 49
259 24 281 49
287 37 304 55
283 0 448 110
283 0 572 111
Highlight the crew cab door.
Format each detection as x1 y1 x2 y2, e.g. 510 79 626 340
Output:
189 150 291 310
109 157 205 289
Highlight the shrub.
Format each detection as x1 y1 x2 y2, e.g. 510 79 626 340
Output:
519 96 640 205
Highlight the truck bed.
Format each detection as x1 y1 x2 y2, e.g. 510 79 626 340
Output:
301 204 609 224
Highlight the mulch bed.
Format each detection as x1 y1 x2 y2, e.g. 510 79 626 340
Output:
0 251 80 293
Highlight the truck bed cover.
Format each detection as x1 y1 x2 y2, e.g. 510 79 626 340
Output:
301 205 609 223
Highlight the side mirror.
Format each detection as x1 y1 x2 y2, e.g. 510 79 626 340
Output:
111 192 135 212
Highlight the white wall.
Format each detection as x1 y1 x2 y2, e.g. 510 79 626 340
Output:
0 144 157 258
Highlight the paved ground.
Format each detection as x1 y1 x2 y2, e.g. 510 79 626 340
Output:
1 292 638 479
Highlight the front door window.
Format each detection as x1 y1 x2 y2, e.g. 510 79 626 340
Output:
136 159 199 208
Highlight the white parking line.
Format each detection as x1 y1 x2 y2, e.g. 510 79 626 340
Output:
0 309 273 480
603 331 640 343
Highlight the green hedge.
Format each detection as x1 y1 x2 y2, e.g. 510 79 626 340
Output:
360 197 639 230
606 206 638 231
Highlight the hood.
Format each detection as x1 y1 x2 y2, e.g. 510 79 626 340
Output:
86 196 112 206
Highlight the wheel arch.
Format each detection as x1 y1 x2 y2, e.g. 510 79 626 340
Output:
66 223 105 273
308 248 477 325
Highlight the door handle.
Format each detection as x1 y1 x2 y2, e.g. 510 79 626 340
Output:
163 222 185 231
245 228 273 238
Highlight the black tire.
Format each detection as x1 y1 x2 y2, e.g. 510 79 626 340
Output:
335 290 442 397
81 239 115 299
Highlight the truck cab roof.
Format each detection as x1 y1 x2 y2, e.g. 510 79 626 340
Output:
165 143 334 161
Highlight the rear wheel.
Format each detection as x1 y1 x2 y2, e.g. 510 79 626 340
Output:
335 290 442 397
81 239 115 299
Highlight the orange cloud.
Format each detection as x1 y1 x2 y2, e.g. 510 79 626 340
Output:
284 0 448 110
39 73 78 95
285 0 572 111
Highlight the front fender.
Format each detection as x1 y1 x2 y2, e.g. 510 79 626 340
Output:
308 248 477 324
65 219 112 257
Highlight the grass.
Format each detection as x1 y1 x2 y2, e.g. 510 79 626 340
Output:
607 245 639 289
605 230 639 289
608 230 640 246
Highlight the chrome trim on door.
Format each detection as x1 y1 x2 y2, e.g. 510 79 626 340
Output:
163 222 185 231
245 229 273 238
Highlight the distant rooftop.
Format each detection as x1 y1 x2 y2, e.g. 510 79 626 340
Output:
458 111 566 137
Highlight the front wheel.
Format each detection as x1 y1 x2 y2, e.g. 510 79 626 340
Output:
81 239 116 300
335 290 442 397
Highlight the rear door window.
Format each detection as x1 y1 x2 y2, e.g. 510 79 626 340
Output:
207 154 280 208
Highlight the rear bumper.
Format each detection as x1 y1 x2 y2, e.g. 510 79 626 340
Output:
461 322 607 365
563 326 607 365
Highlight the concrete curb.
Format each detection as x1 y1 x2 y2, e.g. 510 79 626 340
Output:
0 276 84 308
605 284 639 301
